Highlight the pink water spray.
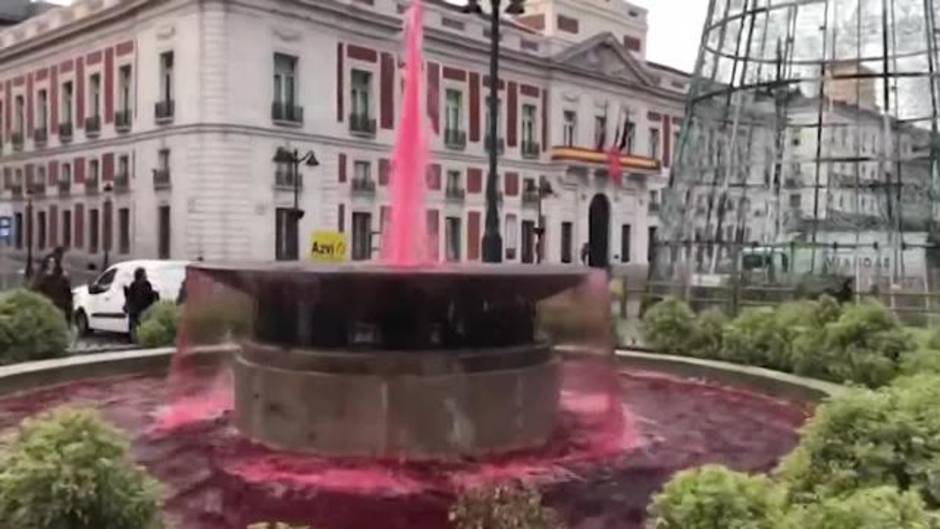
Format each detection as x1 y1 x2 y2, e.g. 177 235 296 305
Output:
384 0 429 266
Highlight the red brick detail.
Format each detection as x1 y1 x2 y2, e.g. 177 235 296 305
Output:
26 73 33 136
504 172 519 196
74 157 85 183
74 203 85 249
102 152 114 181
426 209 440 262
647 111 662 121
59 59 74 73
520 84 540 98
379 158 391 186
482 76 505 90
380 52 395 130
442 66 466 82
467 168 483 193
541 89 548 151
467 211 481 261
35 68 48 81
347 44 378 63
338 153 347 183
48 160 59 185
86 50 102 65
12 76 24 87
517 14 545 30
116 41 134 56
50 66 58 135
507 81 518 148
104 47 114 124
624 36 642 52
469 72 481 142
663 115 672 168
49 204 58 247
557 15 580 34
76 58 85 126
427 62 440 134
336 43 344 122
427 164 442 191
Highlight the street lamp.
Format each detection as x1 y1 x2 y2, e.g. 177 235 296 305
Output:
24 187 34 280
102 181 114 271
464 0 525 263
272 147 319 260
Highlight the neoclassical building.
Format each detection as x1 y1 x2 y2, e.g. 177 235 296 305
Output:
0 0 688 268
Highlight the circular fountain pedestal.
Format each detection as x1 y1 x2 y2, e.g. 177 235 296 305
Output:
192 262 586 459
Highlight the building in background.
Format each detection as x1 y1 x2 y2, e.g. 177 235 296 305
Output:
0 0 688 269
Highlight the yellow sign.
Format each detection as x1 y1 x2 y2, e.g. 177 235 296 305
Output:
309 231 348 262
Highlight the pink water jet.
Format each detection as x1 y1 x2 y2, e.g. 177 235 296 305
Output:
384 0 429 266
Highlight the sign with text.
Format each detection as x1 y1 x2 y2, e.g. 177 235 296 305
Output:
309 231 347 262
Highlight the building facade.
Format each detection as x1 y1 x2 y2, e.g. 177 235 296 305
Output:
0 0 688 269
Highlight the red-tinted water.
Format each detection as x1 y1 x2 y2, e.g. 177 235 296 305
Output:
0 359 809 529
384 0 429 266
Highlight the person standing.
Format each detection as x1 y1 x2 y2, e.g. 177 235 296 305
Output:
124 267 159 342
30 255 74 325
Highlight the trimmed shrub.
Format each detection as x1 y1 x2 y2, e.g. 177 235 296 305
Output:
899 348 940 377
136 301 181 348
648 465 784 529
0 408 163 529
642 297 697 354
721 308 792 370
928 328 940 351
778 375 940 507
687 308 727 358
449 485 563 529
781 487 932 529
0 288 69 365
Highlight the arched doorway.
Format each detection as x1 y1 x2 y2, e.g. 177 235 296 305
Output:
588 194 610 268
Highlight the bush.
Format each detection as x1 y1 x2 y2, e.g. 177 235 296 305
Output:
449 485 563 529
136 301 181 348
721 308 792 370
642 298 696 354
687 308 726 358
648 465 784 529
0 288 69 365
0 408 163 529
778 375 940 507
928 328 940 351
781 487 932 529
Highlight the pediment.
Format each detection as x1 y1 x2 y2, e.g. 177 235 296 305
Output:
553 33 655 87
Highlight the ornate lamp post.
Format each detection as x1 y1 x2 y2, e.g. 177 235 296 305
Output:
273 147 319 260
24 187 34 280
102 181 114 271
463 0 525 263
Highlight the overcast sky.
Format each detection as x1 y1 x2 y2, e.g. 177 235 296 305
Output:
40 0 706 71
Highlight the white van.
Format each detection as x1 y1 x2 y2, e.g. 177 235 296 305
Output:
72 260 189 335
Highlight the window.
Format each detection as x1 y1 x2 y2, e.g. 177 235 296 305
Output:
89 73 101 117
157 206 171 259
445 89 462 132
594 115 607 148
14 95 24 135
563 111 577 147
14 213 23 249
118 208 130 254
505 214 518 259
159 51 174 102
37 211 47 251
89 208 100 254
273 53 297 106
118 65 132 112
445 216 461 262
673 130 680 161
37 89 47 130
789 193 802 208
623 120 635 154
522 104 537 145
353 160 371 183
351 70 372 118
649 190 659 205
118 155 130 180
521 220 536 264
351 212 372 261
275 207 299 260
62 81 73 124
561 221 573 263
61 209 71 248
648 226 658 263
446 170 461 191
102 201 112 254
89 159 99 184
92 268 117 292
158 149 171 172
649 128 660 159
621 224 631 263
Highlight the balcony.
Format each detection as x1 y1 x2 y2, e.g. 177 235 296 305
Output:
115 109 132 132
85 115 101 136
522 189 540 207
59 122 73 142
114 173 130 193
58 178 71 196
85 176 99 195
349 113 377 137
272 102 304 126
445 186 466 201
444 128 467 150
484 135 505 154
274 169 303 190
153 169 171 190
34 127 48 147
11 184 23 199
11 131 23 151
27 182 46 197
521 140 541 159
351 178 376 195
155 100 175 123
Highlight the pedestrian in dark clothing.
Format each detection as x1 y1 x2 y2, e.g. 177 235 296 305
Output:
124 267 159 341
31 256 73 325
581 243 591 265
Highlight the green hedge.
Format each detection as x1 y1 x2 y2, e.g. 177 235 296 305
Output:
0 288 69 365
0 408 163 529
136 301 181 348
782 487 933 529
